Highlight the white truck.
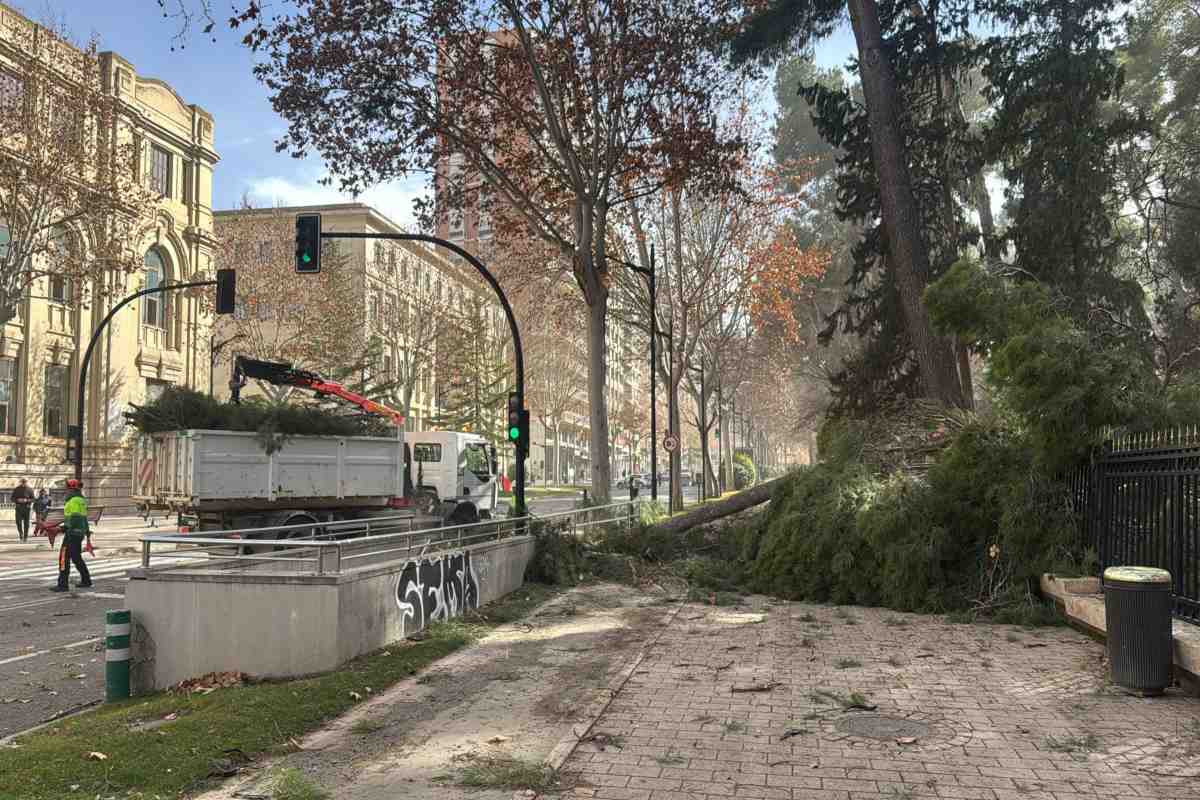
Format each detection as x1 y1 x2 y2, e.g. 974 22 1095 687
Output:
131 356 502 535
132 428 501 534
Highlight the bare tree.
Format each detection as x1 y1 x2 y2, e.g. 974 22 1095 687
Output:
213 208 365 401
369 246 463 421
524 290 587 485
232 0 748 502
0 22 157 326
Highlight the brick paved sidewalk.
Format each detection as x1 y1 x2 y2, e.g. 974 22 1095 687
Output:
554 598 1200 800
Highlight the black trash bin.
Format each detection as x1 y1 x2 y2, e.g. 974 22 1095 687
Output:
1103 566 1173 696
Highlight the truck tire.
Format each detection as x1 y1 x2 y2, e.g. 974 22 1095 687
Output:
239 512 323 556
445 502 479 527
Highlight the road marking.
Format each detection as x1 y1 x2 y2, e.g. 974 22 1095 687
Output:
0 636 102 667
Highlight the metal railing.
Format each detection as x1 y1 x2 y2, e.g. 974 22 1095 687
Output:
1071 435 1199 624
137 500 644 578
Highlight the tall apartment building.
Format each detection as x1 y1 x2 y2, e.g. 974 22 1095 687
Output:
0 4 218 500
212 203 503 433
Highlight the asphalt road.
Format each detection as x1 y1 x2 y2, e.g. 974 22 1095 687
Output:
0 490 700 739
0 517 178 741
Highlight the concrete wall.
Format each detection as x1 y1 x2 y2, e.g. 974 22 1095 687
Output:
125 535 534 693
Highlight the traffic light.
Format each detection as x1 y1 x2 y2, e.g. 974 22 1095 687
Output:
507 392 529 453
295 213 322 273
215 269 236 315
507 392 521 444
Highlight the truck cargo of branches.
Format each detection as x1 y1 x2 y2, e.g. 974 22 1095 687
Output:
130 357 501 536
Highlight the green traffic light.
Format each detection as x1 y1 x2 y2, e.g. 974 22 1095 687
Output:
509 426 520 440
302 252 312 263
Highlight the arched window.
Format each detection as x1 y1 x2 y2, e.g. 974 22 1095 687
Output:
143 247 168 328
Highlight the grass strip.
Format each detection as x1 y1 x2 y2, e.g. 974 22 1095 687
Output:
0 584 558 800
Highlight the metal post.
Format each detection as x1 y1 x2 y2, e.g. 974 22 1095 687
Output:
667 317 675 515
76 280 215 482
141 539 150 569
104 609 131 701
648 245 657 504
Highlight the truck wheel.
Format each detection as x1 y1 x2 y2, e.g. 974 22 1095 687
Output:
445 502 479 527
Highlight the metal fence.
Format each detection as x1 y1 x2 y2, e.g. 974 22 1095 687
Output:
137 500 643 577
1073 432 1200 624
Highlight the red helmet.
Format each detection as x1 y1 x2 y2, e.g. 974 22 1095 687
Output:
65 479 81 489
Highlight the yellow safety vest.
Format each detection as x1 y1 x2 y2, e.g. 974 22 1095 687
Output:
63 495 89 536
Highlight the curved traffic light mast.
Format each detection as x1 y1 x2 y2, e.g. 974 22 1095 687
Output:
295 213 529 517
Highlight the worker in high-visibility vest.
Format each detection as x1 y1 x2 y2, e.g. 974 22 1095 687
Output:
52 479 92 592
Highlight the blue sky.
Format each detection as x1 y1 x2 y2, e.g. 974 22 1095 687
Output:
42 1 859 228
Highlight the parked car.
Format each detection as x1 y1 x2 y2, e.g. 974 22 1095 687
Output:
678 473 693 487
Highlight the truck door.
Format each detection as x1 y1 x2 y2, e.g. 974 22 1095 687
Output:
462 442 493 510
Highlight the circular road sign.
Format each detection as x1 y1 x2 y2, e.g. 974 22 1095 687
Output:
663 435 679 452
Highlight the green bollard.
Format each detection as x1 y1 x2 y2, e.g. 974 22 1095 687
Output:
105 609 131 701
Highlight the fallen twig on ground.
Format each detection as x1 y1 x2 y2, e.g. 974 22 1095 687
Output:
731 681 781 693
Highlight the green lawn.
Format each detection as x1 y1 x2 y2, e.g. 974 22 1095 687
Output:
0 585 559 800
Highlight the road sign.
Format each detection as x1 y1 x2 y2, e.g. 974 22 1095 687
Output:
664 434 679 452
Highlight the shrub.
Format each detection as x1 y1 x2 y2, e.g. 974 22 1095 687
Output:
525 520 589 585
732 453 757 489
742 414 1091 617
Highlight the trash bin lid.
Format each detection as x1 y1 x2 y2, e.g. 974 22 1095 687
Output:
1103 566 1171 584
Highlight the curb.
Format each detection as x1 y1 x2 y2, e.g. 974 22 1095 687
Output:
544 600 684 772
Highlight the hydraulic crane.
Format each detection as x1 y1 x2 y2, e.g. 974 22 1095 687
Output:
229 355 406 427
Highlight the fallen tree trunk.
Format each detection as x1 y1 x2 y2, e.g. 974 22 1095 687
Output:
650 477 785 536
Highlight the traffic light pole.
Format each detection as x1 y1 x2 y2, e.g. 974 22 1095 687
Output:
320 231 528 517
74 279 218 482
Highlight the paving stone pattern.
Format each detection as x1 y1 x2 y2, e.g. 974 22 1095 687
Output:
554 600 1200 800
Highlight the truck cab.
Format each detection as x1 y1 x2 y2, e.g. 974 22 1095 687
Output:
408 431 499 522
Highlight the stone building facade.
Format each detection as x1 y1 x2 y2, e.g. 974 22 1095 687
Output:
0 3 219 503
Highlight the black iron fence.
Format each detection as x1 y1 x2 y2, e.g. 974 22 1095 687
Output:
1072 430 1200 624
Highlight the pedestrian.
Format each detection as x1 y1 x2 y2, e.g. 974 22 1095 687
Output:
33 488 49 526
11 477 33 543
52 478 92 592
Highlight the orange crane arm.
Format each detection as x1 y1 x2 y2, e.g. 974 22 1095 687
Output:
230 356 406 426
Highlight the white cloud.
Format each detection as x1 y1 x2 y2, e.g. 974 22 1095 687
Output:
242 169 431 231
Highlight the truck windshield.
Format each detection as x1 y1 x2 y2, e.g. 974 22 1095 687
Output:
464 443 491 481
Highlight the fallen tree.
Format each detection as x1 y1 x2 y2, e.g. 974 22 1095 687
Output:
649 477 786 535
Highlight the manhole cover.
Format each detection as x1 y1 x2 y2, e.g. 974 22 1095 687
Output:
835 714 931 741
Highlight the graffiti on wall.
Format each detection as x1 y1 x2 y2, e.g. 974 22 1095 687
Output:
395 551 480 637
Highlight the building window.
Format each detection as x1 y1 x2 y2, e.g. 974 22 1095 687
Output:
382 353 392 378
146 378 169 402
49 276 69 304
182 161 193 205
43 364 69 438
0 219 10 261
0 357 17 435
257 241 272 260
388 249 397 272
374 242 385 265
370 291 381 322
149 145 172 197
143 247 167 328
400 257 408 282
